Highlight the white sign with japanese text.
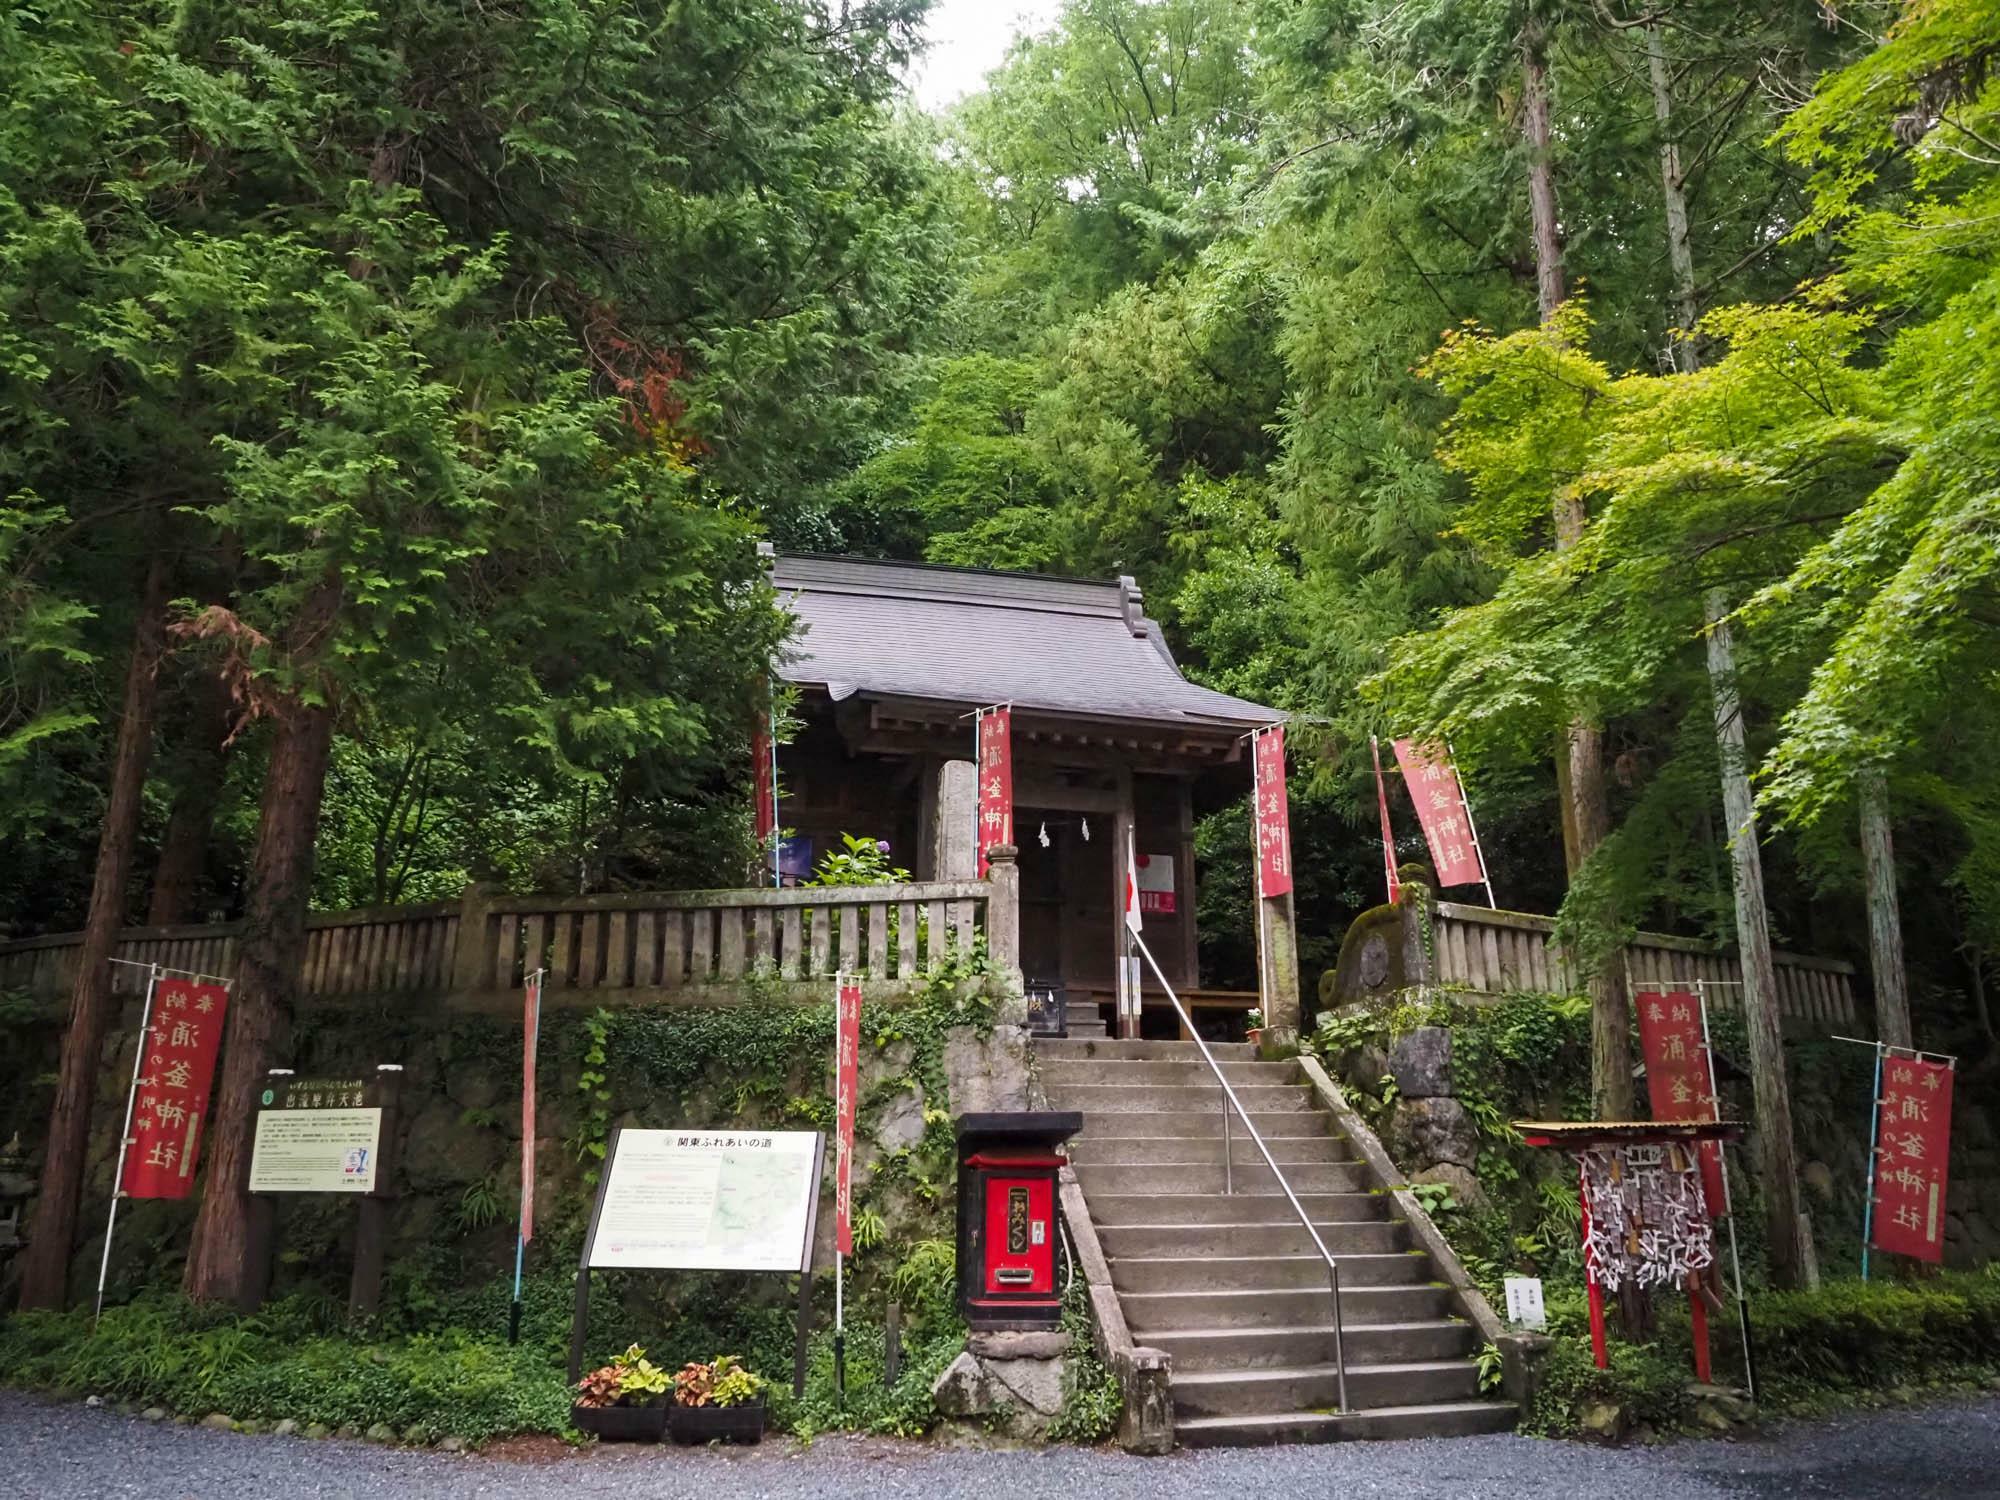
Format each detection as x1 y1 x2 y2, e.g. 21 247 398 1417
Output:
249 1108 383 1193
585 1129 821 1273
1504 1276 1547 1331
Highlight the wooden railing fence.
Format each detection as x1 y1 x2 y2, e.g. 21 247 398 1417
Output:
0 859 1019 1009
1430 901 1857 1031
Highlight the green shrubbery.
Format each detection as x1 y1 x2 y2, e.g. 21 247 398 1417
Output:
0 1296 573 1442
1521 1272 2000 1437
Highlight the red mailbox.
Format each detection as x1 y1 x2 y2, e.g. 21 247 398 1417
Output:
955 1111 1082 1329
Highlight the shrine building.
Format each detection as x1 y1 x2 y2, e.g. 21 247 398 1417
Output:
765 551 1290 1036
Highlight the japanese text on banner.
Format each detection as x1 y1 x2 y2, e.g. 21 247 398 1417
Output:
1252 726 1293 899
1635 991 1726 1215
834 980 862 1256
976 707 1012 878
121 978 229 1200
1871 1056 1953 1263
1390 738 1485 890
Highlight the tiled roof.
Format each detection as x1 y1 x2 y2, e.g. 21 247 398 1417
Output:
768 554 1282 730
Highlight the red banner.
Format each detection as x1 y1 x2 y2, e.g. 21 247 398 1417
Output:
520 971 542 1243
1636 990 1726 1215
1871 1055 1954 1263
120 978 228 1200
834 978 861 1256
753 718 775 845
977 706 1012 877
1392 738 1485 890
1370 736 1401 906
1252 726 1293 898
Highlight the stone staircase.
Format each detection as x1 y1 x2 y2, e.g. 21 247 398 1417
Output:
1036 1034 1515 1446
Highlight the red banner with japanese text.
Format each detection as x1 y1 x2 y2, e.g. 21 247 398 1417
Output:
1252 725 1293 898
1391 738 1485 890
120 978 229 1199
1636 990 1726 1216
835 978 861 1256
976 707 1012 877
1871 1055 1954 1263
520 971 542 1243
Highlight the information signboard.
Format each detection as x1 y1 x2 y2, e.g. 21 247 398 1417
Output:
583 1129 822 1273
250 1076 385 1193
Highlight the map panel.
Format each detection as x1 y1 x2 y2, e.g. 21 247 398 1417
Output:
586 1129 820 1272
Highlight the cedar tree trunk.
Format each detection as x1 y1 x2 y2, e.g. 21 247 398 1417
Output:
16 556 172 1309
1524 16 1635 1118
146 669 235 926
1859 770 1914 1052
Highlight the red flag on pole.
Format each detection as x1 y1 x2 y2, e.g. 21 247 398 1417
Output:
1636 990 1726 1216
1251 725 1293 899
1871 1055 1953 1263
976 706 1013 877
1370 736 1402 906
119 978 228 1200
834 977 861 1255
1391 738 1487 891
520 970 542 1243
753 720 775 844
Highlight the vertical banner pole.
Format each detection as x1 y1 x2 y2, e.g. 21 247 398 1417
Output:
1444 736 1497 909
1696 982 1756 1400
1369 735 1401 906
1861 1039 1884 1281
769 683 782 890
510 967 544 1344
96 963 162 1322
832 972 860 1402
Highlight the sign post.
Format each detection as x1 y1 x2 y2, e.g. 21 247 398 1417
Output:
249 1067 403 1317
510 967 545 1344
97 965 232 1320
568 1128 825 1392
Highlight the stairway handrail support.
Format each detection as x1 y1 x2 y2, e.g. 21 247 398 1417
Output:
1129 931 1348 1413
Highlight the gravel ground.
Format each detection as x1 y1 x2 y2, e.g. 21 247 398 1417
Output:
4 1391 1998 1500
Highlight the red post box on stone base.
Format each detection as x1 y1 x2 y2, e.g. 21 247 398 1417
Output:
954 1111 1083 1330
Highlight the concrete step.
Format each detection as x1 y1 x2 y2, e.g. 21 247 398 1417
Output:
1068 1133 1352 1167
1098 1220 1410 1260
1054 1083 1315 1113
1173 1359 1482 1417
1033 1038 1257 1062
1076 1110 1333 1140
1077 1161 1369 1196
1086 1191 1389 1227
1061 1016 1109 1040
1108 1252 1431 1294
1175 1401 1517 1447
1149 1320 1477 1372
1122 1284 1453 1334
1038 1058 1298 1088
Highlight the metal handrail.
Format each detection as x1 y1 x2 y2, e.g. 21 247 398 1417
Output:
1128 932 1348 1412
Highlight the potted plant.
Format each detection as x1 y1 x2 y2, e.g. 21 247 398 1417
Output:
1244 1008 1265 1049
572 1343 672 1442
669 1354 769 1445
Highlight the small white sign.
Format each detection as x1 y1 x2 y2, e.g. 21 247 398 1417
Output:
1504 1275 1547 1331
249 1108 383 1193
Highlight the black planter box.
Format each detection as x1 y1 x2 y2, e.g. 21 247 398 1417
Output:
669 1394 767 1445
571 1402 668 1442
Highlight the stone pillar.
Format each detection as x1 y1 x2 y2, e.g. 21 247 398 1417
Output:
984 844 1021 987
1259 888 1302 1045
933 760 978 881
450 882 497 994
